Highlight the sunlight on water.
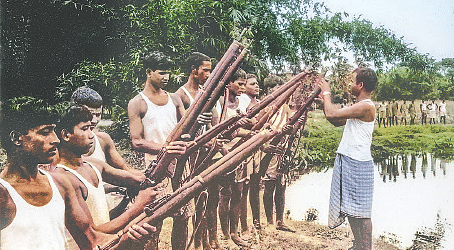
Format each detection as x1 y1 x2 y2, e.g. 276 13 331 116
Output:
286 154 454 249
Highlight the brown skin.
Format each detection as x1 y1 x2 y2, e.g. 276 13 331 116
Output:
56 120 161 234
128 68 190 250
0 124 154 249
175 60 212 110
317 73 375 126
245 77 260 108
84 106 142 176
128 69 188 155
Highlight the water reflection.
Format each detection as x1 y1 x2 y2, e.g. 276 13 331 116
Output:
378 153 448 183
286 153 453 249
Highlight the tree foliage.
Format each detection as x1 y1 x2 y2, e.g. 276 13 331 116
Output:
2 0 440 111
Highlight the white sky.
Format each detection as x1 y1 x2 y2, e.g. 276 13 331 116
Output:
320 0 454 61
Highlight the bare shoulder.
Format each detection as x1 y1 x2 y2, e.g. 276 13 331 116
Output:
128 94 147 116
0 181 15 230
170 92 184 108
95 131 114 147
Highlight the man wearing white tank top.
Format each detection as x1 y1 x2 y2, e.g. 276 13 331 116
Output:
54 106 162 249
0 97 155 250
318 68 377 250
128 51 189 250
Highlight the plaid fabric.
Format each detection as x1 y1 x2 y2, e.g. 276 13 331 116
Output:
328 154 374 229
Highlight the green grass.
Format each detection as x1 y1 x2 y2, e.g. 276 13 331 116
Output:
296 110 454 172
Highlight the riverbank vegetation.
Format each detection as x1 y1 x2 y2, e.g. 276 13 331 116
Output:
296 109 454 172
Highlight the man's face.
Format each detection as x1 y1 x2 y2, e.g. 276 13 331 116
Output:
67 121 94 155
193 61 212 86
228 78 246 96
148 69 170 89
21 124 60 164
350 72 362 97
245 78 260 97
86 106 102 130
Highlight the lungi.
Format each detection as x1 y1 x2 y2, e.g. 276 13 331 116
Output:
328 154 374 229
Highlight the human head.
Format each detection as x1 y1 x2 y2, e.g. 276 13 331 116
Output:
351 67 377 96
1 97 60 162
71 86 103 129
245 74 260 98
227 69 247 97
142 51 174 89
56 105 94 155
264 75 284 95
186 52 212 86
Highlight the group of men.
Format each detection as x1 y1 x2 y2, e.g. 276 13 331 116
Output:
377 99 447 127
0 47 378 250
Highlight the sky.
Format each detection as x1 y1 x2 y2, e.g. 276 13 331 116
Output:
320 0 454 62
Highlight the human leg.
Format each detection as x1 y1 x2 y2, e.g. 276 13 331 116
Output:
249 173 261 229
229 181 249 247
263 180 276 225
207 183 220 249
240 181 249 233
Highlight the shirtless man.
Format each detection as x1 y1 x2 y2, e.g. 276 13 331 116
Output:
174 52 216 250
218 69 254 248
54 105 162 249
174 52 212 109
128 51 189 250
0 97 154 250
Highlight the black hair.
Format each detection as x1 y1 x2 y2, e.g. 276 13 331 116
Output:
55 105 93 138
227 68 247 84
353 67 377 92
142 51 174 75
185 52 211 75
1 97 59 155
71 86 103 108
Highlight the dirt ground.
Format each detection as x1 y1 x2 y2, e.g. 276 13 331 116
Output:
147 193 400 250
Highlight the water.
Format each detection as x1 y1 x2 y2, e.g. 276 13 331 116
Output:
286 154 454 249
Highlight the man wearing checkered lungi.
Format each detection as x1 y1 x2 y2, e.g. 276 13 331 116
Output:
317 67 377 250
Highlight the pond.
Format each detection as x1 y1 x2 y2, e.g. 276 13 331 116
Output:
286 153 454 249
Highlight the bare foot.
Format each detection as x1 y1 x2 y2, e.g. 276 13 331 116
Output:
231 233 250 248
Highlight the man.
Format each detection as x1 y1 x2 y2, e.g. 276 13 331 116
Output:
318 68 377 250
439 100 447 124
54 105 163 249
71 86 142 175
174 51 214 250
400 100 408 126
378 101 387 128
0 97 154 250
71 86 142 218
217 69 254 248
409 100 417 125
128 51 189 250
420 100 427 125
261 82 295 233
391 100 399 126
386 101 392 127
174 52 212 109
428 100 437 125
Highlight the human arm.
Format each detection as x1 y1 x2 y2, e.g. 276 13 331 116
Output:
317 77 375 126
128 96 164 155
88 131 142 175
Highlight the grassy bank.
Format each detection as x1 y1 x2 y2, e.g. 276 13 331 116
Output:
296 110 454 173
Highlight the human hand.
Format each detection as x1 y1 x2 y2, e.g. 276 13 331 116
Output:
282 124 294 135
126 223 156 242
166 140 188 155
237 117 253 128
316 77 331 97
197 112 212 125
134 183 164 206
262 145 284 155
